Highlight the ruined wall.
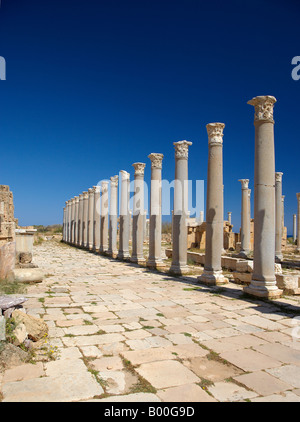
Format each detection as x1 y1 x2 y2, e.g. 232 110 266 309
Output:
0 185 16 278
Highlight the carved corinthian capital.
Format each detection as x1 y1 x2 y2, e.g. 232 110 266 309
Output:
148 153 164 169
206 123 225 146
275 172 283 183
132 162 146 176
239 179 249 190
110 175 119 187
173 140 192 159
247 95 277 123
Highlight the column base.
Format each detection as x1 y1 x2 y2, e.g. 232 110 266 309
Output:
243 281 283 299
275 254 283 263
147 260 166 270
198 270 229 286
169 264 189 276
107 250 118 259
117 252 130 261
130 256 146 265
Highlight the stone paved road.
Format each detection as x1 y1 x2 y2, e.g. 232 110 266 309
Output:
1 240 300 402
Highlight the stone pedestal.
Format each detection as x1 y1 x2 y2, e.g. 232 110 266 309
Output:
147 153 165 270
198 123 228 286
118 171 130 260
93 185 101 252
88 188 94 250
100 181 109 254
275 172 283 261
170 140 192 275
108 176 118 257
243 95 282 299
131 163 146 264
238 179 250 257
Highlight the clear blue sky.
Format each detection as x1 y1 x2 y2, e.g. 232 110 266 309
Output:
0 0 299 235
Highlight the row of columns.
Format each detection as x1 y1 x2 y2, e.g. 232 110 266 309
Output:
62 95 294 300
63 153 167 270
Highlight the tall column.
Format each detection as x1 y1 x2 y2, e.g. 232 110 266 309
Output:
88 188 94 250
244 95 282 298
118 171 130 260
275 172 283 261
198 123 228 285
248 189 251 221
147 153 165 269
100 181 109 254
82 191 89 248
293 214 297 243
227 212 232 225
71 198 76 245
297 193 300 252
170 140 192 275
93 185 101 251
67 200 71 243
78 194 84 247
131 163 146 264
199 211 204 224
238 179 250 257
74 196 79 245
63 202 67 242
108 176 119 257
282 195 285 232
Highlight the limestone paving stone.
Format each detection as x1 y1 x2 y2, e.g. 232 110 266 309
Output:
136 360 199 389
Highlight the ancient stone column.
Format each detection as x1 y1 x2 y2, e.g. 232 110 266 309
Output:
227 212 232 225
78 194 84 247
63 202 67 242
244 95 282 298
67 199 72 243
248 189 251 220
293 214 297 243
118 171 130 260
199 211 204 224
71 198 76 245
282 195 285 232
87 188 94 250
131 163 146 264
297 193 300 252
100 181 109 254
108 176 118 257
198 123 228 285
147 153 165 269
275 172 283 261
82 191 89 248
170 140 192 275
93 185 101 251
238 179 250 257
74 196 79 245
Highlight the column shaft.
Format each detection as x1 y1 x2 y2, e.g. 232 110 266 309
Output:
275 172 283 261
239 179 250 257
244 95 282 298
170 140 192 275
108 176 118 257
147 153 165 269
88 188 94 250
100 181 109 253
118 171 130 260
131 163 146 264
198 123 228 285
93 186 101 251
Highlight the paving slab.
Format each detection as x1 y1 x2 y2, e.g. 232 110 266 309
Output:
135 360 199 389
